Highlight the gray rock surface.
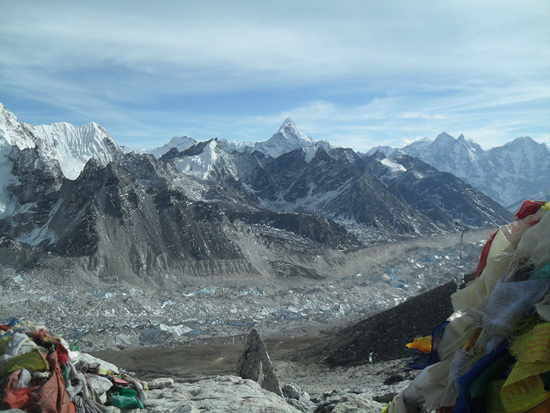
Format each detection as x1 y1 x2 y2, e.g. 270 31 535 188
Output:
147 377 175 389
315 390 386 413
236 328 283 397
145 375 301 413
331 394 385 413
282 382 316 412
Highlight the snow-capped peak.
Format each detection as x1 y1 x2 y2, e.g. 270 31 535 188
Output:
393 130 550 208
279 117 296 130
434 131 454 142
277 118 315 145
0 104 122 180
0 103 36 149
149 135 198 158
404 132 483 164
29 120 122 179
502 136 541 151
366 145 405 158
172 139 239 182
253 118 316 158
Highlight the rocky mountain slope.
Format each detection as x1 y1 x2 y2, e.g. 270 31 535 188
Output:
364 152 511 228
370 131 550 208
166 135 511 241
0 104 510 283
241 147 440 237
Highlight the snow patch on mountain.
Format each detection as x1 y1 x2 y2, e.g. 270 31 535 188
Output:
0 144 16 217
170 139 241 184
380 158 406 175
304 146 318 163
397 138 430 155
0 104 34 217
174 140 220 180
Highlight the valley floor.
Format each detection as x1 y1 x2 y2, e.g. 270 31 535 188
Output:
1 230 491 354
92 336 415 401
0 231 494 410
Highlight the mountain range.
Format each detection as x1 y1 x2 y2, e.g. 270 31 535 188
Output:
369 132 550 208
0 103 514 282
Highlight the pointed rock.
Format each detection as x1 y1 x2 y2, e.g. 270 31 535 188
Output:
236 328 283 397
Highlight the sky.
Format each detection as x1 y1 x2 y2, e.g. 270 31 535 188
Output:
1 0 549 152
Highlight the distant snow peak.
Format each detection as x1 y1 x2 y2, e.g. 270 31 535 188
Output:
505 136 539 150
279 117 296 130
29 121 122 180
0 104 36 150
149 135 197 158
173 138 235 181
277 117 314 145
434 131 454 141
254 118 316 158
366 146 404 158
0 104 122 180
218 138 253 153
398 131 550 208
172 135 198 148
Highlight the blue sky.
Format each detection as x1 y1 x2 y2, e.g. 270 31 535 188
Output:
1 0 549 152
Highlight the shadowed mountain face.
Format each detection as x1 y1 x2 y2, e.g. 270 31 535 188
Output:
364 152 512 228
239 147 442 235
374 132 550 209
236 146 511 233
0 145 361 284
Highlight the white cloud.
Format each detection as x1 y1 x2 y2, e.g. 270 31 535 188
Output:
0 0 548 150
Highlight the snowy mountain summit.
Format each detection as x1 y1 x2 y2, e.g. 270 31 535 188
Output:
149 135 198 158
29 121 122 179
275 117 315 146
164 138 239 182
151 118 322 160
372 131 550 208
0 103 123 217
253 118 316 158
0 103 122 180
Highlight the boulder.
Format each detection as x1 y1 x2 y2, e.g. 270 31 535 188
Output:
147 377 175 389
282 382 316 412
331 394 385 413
236 328 283 397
